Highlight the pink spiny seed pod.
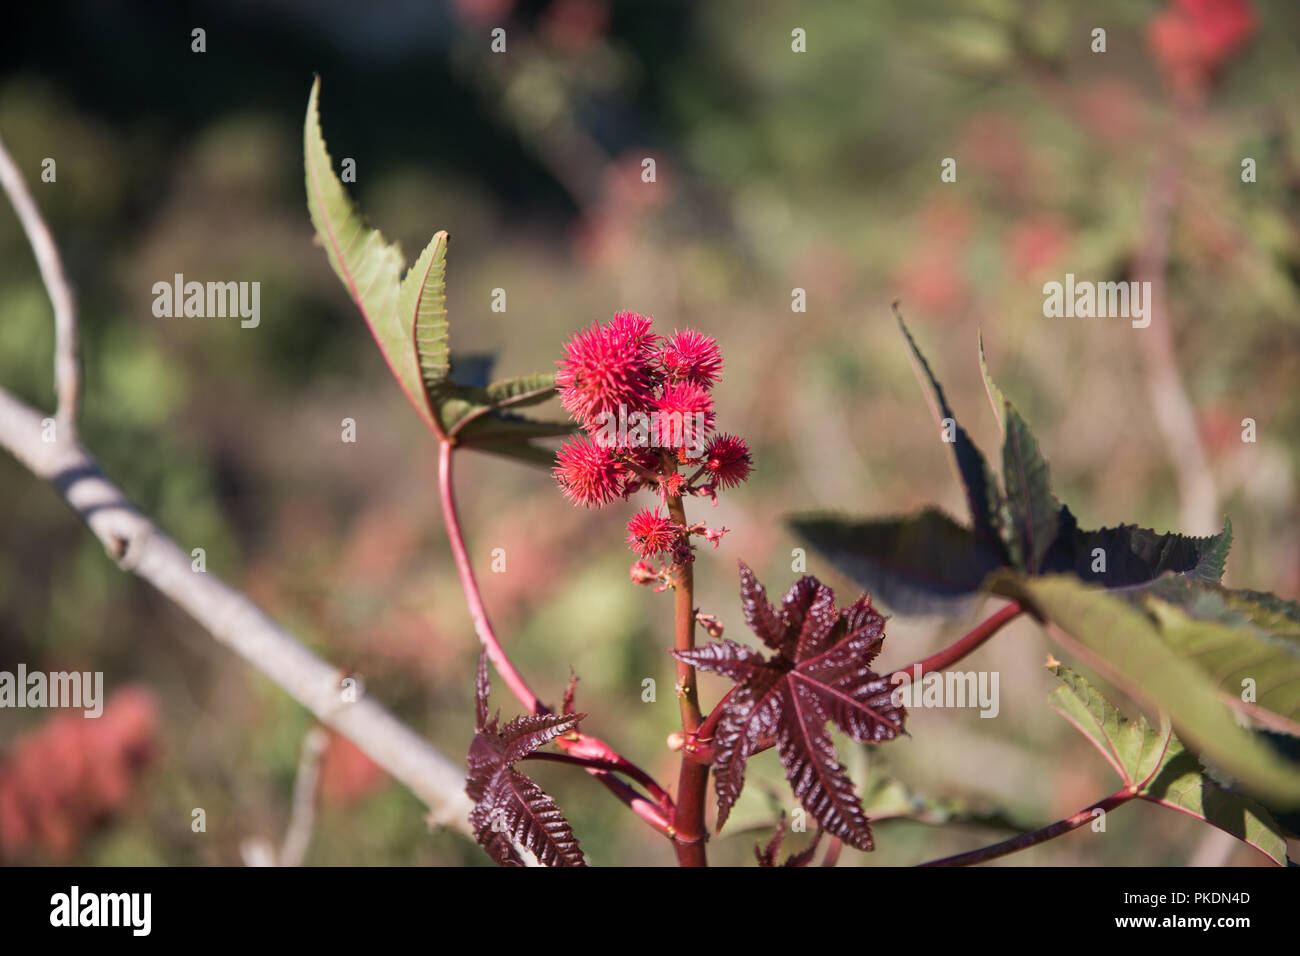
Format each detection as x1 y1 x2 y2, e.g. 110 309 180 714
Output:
626 508 679 558
660 328 723 387
652 381 714 451
607 311 659 355
704 433 752 489
556 320 655 428
554 435 624 507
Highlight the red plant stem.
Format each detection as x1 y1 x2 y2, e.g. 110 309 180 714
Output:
683 602 1024 766
438 439 677 835
620 455 662 486
918 788 1134 867
821 837 843 868
665 489 709 866
891 601 1023 683
438 439 543 712
523 752 674 837
683 462 710 489
539 741 675 813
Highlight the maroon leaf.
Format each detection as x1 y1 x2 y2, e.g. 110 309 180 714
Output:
676 563 906 850
466 651 587 866
470 766 586 867
754 815 787 867
755 814 823 867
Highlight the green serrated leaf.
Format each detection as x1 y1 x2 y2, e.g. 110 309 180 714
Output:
1145 595 1300 734
457 414 576 445
398 231 450 395
1137 577 1300 638
1048 663 1173 785
996 572 1300 806
304 77 435 432
1001 402 1060 573
483 373 559 410
895 308 1005 554
788 508 1004 616
1048 662 1288 865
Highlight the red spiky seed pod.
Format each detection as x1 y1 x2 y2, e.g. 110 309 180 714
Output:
703 433 752 489
556 320 655 429
626 508 679 557
652 381 714 452
660 328 723 387
554 435 624 507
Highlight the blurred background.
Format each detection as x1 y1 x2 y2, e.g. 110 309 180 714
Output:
1 0 1298 866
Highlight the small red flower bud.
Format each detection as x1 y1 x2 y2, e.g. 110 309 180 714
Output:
629 560 656 585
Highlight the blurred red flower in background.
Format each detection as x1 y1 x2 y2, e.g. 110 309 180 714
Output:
318 730 387 808
0 687 157 861
1148 0 1256 102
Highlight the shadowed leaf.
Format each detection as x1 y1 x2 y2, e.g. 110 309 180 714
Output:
1043 510 1232 587
1000 403 1060 573
895 308 1005 553
789 508 1005 616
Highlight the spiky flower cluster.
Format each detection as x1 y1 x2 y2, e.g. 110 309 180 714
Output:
554 312 752 574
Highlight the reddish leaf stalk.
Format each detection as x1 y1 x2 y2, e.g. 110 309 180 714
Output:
666 489 710 866
439 439 675 838
918 788 1134 867
891 601 1023 684
439 439 543 712
524 752 674 836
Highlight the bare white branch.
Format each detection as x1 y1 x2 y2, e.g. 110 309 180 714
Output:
0 134 81 434
0 141 473 842
0 386 473 835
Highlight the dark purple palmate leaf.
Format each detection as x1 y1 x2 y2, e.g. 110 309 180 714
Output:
676 563 906 851
755 813 823 867
466 652 587 866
